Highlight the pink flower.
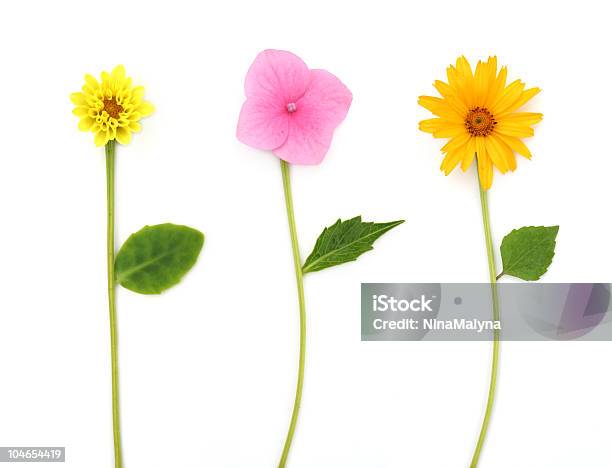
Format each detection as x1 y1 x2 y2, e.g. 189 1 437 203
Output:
237 50 353 165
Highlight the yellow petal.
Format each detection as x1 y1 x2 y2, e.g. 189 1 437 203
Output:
447 58 475 103
491 134 516 171
487 57 498 77
495 123 534 138
455 56 473 79
136 101 155 117
478 156 493 190
110 65 127 94
433 125 466 138
440 148 463 175
434 80 454 97
433 80 468 114
499 112 543 126
419 118 464 137
498 88 541 116
116 126 132 145
419 118 444 133
131 86 145 102
72 106 88 117
474 59 489 106
492 80 525 115
112 65 126 80
94 131 108 146
418 96 463 123
475 137 486 165
484 136 509 173
70 92 86 105
461 137 476 171
480 57 498 107
84 74 99 89
475 139 493 190
441 133 471 153
78 116 95 131
495 133 532 159
129 121 141 132
485 66 507 109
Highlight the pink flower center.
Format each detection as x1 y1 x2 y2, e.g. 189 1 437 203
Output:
286 102 297 113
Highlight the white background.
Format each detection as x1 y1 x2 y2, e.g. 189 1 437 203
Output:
1 0 611 467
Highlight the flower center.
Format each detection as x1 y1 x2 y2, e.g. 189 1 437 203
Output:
465 107 496 137
103 98 123 119
286 102 297 113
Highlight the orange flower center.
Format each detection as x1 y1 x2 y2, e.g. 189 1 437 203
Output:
465 107 496 137
103 99 123 119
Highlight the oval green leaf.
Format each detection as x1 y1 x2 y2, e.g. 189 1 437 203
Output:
500 225 559 281
115 223 204 294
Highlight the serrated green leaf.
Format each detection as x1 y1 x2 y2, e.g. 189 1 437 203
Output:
302 216 404 274
115 223 204 294
499 225 559 281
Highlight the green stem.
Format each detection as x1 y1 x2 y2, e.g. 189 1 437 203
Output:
470 163 501 468
278 160 307 468
105 140 123 468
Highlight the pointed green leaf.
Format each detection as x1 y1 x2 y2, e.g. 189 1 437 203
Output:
500 225 559 281
115 223 204 294
302 216 404 274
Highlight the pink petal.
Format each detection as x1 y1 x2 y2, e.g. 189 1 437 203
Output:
273 69 352 165
299 69 353 127
245 49 311 103
272 117 334 165
237 50 311 151
237 96 290 150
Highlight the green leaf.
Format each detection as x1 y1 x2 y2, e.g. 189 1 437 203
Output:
302 216 404 274
115 223 204 294
499 225 559 281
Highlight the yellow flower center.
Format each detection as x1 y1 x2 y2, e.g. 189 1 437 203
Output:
103 98 123 119
465 107 496 137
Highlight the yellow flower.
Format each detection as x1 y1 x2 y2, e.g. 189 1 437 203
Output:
418 56 542 190
70 65 154 146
